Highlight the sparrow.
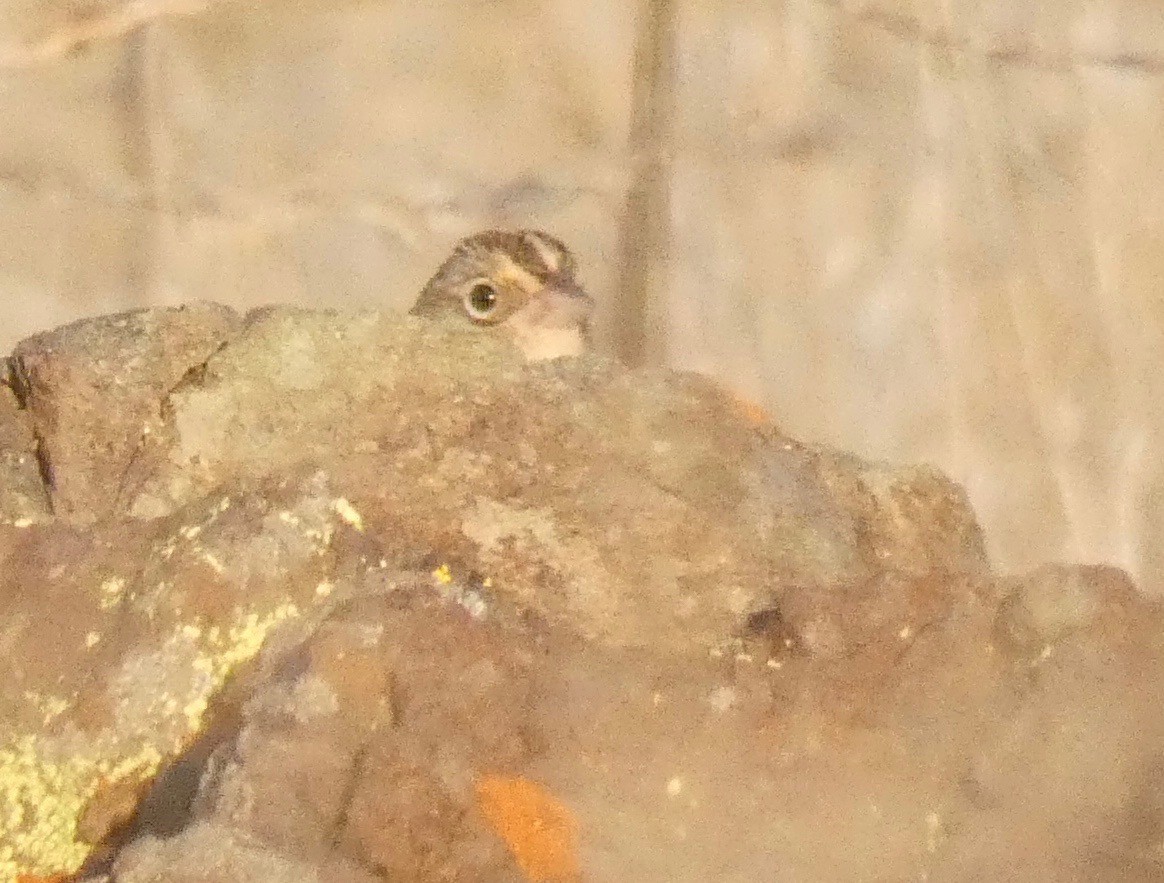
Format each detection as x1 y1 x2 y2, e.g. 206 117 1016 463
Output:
411 229 594 361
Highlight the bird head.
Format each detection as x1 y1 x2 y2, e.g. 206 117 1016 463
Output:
411 229 594 361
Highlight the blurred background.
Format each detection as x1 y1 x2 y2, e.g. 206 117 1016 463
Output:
1 0 1162 592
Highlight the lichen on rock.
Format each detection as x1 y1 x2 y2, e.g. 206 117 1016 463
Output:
0 304 1160 882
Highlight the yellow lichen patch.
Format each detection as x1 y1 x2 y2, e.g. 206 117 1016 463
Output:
183 601 301 732
182 695 209 733
432 563 453 585
178 523 202 540
1 599 302 881
97 576 127 610
20 694 69 728
330 497 364 531
0 736 163 880
275 509 334 549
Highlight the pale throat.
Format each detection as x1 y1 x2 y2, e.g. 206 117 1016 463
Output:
505 317 587 361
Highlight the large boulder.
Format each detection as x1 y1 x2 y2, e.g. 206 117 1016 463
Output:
0 305 1158 882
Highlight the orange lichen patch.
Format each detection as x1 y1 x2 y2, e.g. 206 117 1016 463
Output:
730 391 772 427
16 875 72 882
475 774 580 882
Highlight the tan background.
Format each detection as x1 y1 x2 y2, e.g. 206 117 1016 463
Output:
1 0 1162 592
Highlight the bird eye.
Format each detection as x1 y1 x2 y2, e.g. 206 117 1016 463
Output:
464 283 499 321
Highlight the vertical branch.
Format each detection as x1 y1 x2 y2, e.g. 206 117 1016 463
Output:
141 23 173 308
612 0 676 368
118 27 157 305
120 19 173 307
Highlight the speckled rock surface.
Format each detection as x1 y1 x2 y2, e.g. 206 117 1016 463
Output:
43 304 989 651
0 370 49 525
0 305 1160 882
108 586 538 883
9 302 242 523
0 470 349 879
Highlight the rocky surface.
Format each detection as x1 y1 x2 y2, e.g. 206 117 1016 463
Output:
0 305 1161 882
0 369 49 526
9 303 242 523
4 0 1164 591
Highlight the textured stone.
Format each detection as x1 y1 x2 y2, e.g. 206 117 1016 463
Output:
135 588 535 883
3 0 1163 594
0 468 352 879
98 820 360 883
10 302 241 521
0 370 50 525
112 306 988 649
0 306 1159 882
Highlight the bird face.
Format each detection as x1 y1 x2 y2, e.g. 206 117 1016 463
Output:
411 230 594 361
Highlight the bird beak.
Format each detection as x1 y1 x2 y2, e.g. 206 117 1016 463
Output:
531 280 594 330
504 279 594 361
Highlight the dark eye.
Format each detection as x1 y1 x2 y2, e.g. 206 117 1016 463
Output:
464 283 499 321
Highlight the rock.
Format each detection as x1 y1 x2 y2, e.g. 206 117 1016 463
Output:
994 562 1143 650
9 302 241 523
108 585 535 882
105 563 1164 883
0 304 1159 882
94 820 371 883
0 465 384 880
114 306 988 650
0 366 50 526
